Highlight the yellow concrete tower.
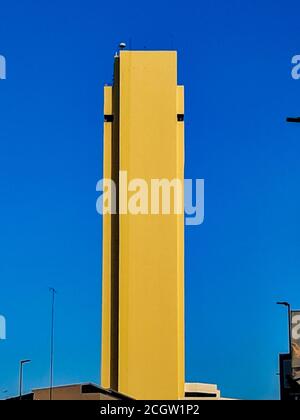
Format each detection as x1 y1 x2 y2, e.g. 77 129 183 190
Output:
101 50 185 400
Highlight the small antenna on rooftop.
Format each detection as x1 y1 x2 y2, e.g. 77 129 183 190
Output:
119 42 127 50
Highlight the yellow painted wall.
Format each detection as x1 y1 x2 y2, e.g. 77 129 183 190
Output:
118 52 185 400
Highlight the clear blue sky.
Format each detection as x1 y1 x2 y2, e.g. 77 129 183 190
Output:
0 0 300 400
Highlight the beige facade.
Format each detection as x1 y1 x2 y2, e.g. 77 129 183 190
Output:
184 383 234 400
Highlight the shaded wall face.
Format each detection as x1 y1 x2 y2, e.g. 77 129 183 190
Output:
33 386 117 400
34 386 86 400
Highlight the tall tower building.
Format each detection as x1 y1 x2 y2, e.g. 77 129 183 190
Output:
101 51 185 400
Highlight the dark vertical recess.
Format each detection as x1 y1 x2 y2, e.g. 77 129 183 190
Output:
110 56 120 391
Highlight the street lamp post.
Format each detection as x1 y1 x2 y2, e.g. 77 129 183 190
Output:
19 359 31 400
277 302 292 356
49 287 57 401
284 117 300 350
287 117 300 123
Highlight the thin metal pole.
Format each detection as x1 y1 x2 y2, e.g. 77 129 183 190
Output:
49 288 57 401
19 360 30 400
288 304 292 356
19 362 23 400
277 302 292 355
